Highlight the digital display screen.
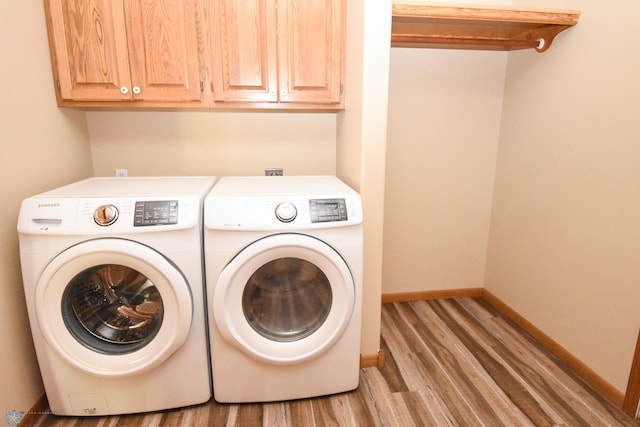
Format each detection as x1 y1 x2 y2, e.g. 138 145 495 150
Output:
309 198 348 223
134 200 178 226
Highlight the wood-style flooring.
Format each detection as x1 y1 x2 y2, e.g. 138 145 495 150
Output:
30 298 638 426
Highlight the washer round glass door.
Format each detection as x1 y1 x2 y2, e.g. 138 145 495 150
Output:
36 238 193 377
213 233 355 364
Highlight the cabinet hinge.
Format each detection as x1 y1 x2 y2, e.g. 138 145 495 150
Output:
340 83 344 94
200 81 204 92
56 80 61 90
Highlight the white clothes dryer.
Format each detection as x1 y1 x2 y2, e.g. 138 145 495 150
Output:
18 177 215 416
204 175 363 403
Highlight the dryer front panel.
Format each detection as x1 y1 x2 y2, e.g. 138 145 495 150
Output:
213 233 355 364
35 238 193 377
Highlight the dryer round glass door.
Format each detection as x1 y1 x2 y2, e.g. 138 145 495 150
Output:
213 233 355 364
35 238 193 377
242 257 332 342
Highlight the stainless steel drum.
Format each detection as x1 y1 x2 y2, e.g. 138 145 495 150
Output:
62 264 164 353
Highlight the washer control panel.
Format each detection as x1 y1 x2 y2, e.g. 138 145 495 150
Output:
309 198 348 223
18 176 214 235
134 200 179 226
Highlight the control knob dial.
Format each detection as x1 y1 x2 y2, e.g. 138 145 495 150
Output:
275 202 297 223
94 204 119 226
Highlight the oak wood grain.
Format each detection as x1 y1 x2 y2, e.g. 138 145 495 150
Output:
391 3 580 52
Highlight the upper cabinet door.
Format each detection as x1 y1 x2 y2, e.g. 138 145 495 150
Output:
46 0 133 101
277 0 344 104
44 0 344 109
211 0 278 102
124 0 202 102
45 0 202 104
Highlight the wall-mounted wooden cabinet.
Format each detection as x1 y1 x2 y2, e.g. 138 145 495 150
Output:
43 0 345 110
45 0 203 107
208 0 344 108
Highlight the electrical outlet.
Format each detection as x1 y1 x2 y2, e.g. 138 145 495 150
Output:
115 169 128 177
265 168 283 176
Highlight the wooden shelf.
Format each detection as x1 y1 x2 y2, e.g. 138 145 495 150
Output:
391 3 580 52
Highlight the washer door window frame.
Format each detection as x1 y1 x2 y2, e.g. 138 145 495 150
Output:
61 263 165 354
36 238 193 377
214 233 355 364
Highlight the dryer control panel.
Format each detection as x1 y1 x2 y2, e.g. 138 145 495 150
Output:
206 195 361 231
309 199 348 223
204 175 363 231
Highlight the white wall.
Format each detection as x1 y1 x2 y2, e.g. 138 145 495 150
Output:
337 0 392 358
383 47 507 294
486 0 640 393
382 0 512 295
88 112 337 177
0 2 92 417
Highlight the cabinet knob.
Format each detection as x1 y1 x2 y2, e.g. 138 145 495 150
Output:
133 86 141 94
120 86 129 94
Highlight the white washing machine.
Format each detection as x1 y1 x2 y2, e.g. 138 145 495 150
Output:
204 175 363 403
17 176 215 416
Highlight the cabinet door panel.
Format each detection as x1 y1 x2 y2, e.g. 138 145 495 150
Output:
47 0 132 101
212 0 278 102
277 0 343 104
125 0 202 102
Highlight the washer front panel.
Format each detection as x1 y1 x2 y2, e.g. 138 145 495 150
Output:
35 238 193 377
213 234 355 364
